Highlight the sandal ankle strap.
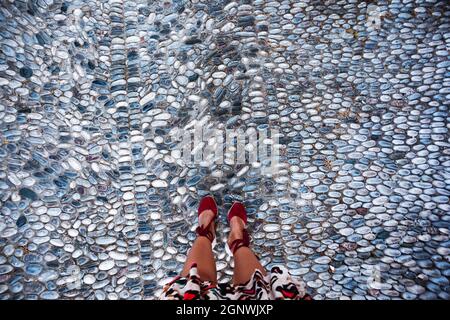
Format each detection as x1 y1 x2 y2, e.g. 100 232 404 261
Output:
228 229 250 254
196 222 215 242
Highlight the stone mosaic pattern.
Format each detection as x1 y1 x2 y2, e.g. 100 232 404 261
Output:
0 0 449 300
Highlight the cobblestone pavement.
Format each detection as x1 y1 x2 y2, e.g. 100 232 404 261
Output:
0 0 449 299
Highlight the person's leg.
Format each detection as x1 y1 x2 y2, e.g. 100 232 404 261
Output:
228 216 266 286
181 210 217 283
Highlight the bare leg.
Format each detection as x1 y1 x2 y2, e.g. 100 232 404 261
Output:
181 210 217 283
228 216 266 286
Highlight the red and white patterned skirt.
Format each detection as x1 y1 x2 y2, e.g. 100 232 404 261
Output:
159 263 312 300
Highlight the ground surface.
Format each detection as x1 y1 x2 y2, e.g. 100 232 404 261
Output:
0 0 449 300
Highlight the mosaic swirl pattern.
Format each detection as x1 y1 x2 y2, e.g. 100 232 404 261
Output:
0 0 449 300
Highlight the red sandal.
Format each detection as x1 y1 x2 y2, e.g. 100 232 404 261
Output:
227 202 250 254
196 196 218 242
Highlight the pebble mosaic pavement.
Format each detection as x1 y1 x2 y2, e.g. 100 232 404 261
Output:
0 0 449 300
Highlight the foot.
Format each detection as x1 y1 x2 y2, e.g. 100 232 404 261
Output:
198 209 216 240
227 215 245 250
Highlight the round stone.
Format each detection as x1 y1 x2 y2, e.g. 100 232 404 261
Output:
99 260 115 271
339 228 354 236
19 67 33 78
